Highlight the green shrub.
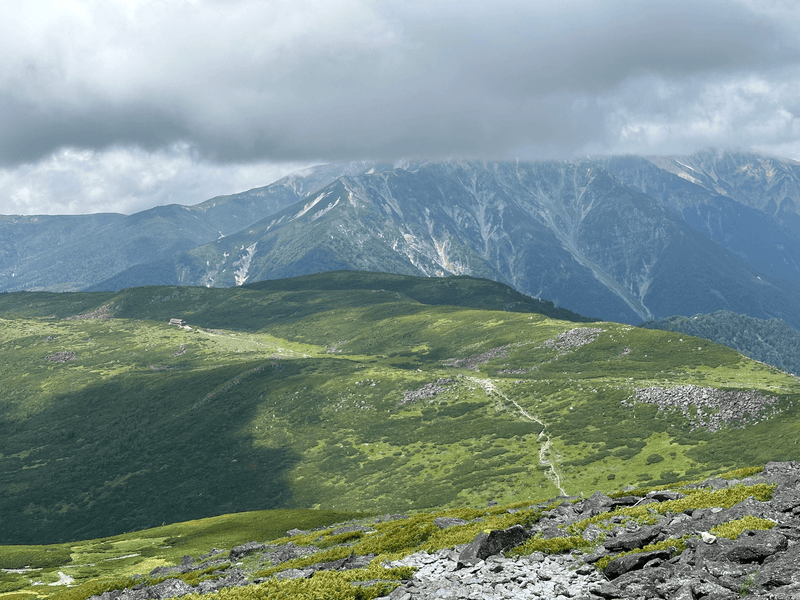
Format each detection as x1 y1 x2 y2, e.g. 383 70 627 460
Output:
315 531 366 549
0 579 28 594
508 535 590 557
710 516 776 540
570 484 776 534
595 536 689 570
0 546 72 569
646 454 664 465
51 576 146 600
718 466 764 480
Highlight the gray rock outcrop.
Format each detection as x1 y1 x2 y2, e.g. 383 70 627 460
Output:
88 461 800 600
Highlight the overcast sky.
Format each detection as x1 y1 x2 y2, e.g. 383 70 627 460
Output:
2 0 800 215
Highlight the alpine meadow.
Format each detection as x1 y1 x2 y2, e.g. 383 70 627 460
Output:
2 273 798 547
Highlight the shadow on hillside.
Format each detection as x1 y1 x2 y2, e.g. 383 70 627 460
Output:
0 365 300 545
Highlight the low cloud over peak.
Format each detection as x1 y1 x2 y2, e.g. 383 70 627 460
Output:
3 0 800 214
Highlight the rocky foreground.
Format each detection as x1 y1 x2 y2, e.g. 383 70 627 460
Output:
92 462 800 600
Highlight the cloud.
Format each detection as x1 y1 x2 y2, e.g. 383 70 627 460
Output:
3 0 799 161
3 0 800 213
0 144 307 215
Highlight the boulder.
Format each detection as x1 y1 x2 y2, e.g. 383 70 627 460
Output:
433 517 468 529
582 491 616 516
229 541 266 562
457 525 529 567
146 579 194 600
603 549 672 579
603 524 663 552
721 530 788 564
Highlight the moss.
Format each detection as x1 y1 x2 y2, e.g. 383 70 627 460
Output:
507 535 590 557
717 466 764 480
595 536 689 571
570 484 776 534
710 516 776 540
51 576 150 600
0 546 73 569
177 563 231 587
315 531 365 549
253 547 352 580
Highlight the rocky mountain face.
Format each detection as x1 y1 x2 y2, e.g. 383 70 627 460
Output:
0 162 369 292
96 156 800 329
85 462 800 600
5 150 800 328
602 153 800 285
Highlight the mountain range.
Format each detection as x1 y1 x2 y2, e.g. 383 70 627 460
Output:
4 150 800 329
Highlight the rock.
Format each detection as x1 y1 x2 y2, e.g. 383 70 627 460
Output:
145 579 194 600
700 531 717 544
670 582 695 600
721 530 788 563
310 552 376 572
603 524 663 552
582 491 616 517
456 525 529 567
754 545 800 589
148 565 182 578
647 490 685 502
229 541 266 562
86 462 800 600
589 581 623 598
433 517 468 529
609 495 642 509
603 550 673 579
285 528 306 537
272 569 312 580
692 579 739 599
265 542 317 564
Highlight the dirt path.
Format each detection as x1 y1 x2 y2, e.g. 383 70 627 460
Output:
466 376 566 496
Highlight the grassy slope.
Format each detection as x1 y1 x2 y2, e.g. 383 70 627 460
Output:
1 272 798 546
643 309 800 376
0 507 365 597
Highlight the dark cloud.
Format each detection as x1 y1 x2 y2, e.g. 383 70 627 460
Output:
1 0 798 167
2 0 800 214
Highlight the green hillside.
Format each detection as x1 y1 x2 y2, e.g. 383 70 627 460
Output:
643 310 800 376
1 272 798 545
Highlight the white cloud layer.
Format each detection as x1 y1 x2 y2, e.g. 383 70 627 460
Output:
0 145 307 215
2 0 800 214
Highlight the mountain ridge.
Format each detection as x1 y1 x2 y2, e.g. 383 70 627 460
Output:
5 150 800 330
93 157 800 329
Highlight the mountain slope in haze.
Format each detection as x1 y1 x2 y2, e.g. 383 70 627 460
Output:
98 160 800 328
643 310 800 377
2 273 799 544
7 150 800 331
649 149 800 236
602 153 800 284
0 163 370 292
